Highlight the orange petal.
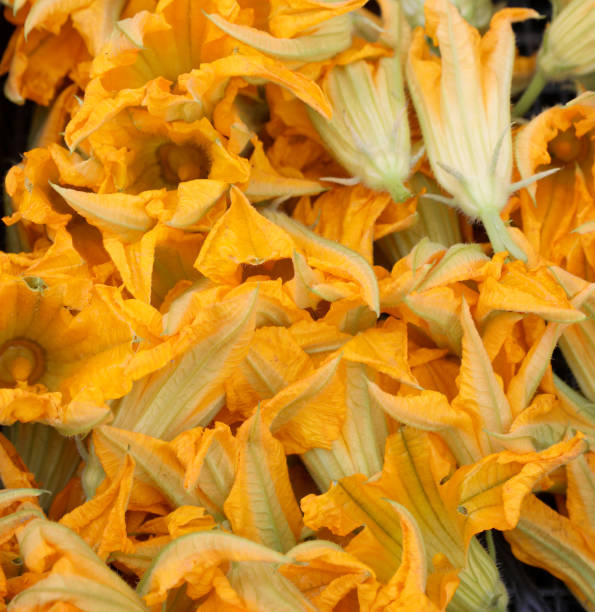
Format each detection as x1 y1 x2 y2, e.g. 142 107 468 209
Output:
224 410 303 553
59 454 135 560
195 187 294 284
261 354 346 454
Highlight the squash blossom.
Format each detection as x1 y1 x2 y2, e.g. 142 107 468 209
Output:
515 100 595 401
308 53 413 202
307 1 413 203
514 0 595 116
400 0 495 29
406 0 547 261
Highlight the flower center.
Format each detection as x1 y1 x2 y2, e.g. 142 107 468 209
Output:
548 127 589 164
158 143 212 184
0 339 46 387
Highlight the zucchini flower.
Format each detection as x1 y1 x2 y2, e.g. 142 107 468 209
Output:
401 0 494 30
406 0 548 261
308 53 413 202
514 0 595 116
306 3 413 202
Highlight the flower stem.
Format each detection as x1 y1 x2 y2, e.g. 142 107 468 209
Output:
512 70 547 118
480 208 528 262
486 530 497 563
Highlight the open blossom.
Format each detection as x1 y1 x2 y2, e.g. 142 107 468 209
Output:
0 276 135 435
0 0 156 105
514 99 595 402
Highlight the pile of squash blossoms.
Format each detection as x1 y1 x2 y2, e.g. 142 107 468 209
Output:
0 0 594 609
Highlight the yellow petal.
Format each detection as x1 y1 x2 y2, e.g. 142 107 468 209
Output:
506 321 565 416
137 505 216 539
291 184 396 264
205 12 354 62
281 540 375 611
302 361 388 491
301 474 402 582
224 410 303 553
366 501 442 612
368 385 481 465
104 225 159 303
566 453 595 529
10 573 148 611
50 183 158 242
137 530 292 607
264 209 380 315
181 53 332 119
228 562 318 611
114 288 258 440
172 422 237 516
480 260 587 318
195 187 294 284
243 138 326 203
371 428 509 611
342 322 419 388
92 425 216 516
262 354 346 454
443 434 587 546
16 517 144 604
506 495 595 609
452 298 512 450
226 326 313 417
268 0 367 38
403 287 463 354
59 454 135 560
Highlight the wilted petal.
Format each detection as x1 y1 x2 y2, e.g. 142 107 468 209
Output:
452 298 512 454
224 410 303 553
506 495 595 609
172 423 237 515
301 474 402 582
15 518 146 606
113 289 258 439
92 425 213 515
137 530 292 607
281 540 375 611
342 322 419 388
226 326 313 417
262 355 346 454
263 209 380 315
443 434 587 546
195 187 294 284
59 454 135 560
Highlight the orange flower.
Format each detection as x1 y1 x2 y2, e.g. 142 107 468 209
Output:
137 530 292 608
514 101 595 277
0 0 156 105
224 409 303 552
9 517 147 610
64 0 331 149
514 100 595 400
406 0 541 260
0 278 134 434
301 429 503 610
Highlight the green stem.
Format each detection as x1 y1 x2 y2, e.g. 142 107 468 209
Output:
486 530 497 563
512 70 547 118
480 207 528 262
